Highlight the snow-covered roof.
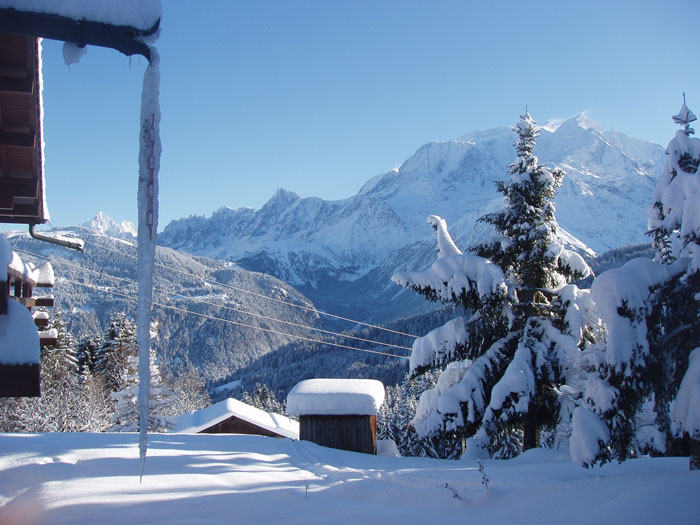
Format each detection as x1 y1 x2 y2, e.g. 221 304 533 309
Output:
287 379 385 416
0 0 162 30
0 299 40 365
174 398 299 440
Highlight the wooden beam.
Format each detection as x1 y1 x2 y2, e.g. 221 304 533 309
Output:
16 297 36 308
0 76 33 94
39 336 56 347
8 266 37 287
0 130 35 148
34 296 53 307
0 9 159 60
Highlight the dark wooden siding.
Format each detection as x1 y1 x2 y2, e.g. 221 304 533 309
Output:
300 415 377 455
0 363 39 397
198 415 283 438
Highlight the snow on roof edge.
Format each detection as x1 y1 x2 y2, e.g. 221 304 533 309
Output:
0 0 162 31
174 398 299 440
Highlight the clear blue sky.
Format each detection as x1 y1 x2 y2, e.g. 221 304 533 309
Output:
30 0 700 230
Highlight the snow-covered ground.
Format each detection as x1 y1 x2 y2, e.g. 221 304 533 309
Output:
0 433 697 524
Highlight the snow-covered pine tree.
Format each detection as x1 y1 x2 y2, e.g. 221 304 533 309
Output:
640 97 700 469
393 111 593 459
571 98 700 469
95 313 137 394
77 334 102 376
161 366 210 417
241 383 285 414
110 349 176 433
648 95 700 266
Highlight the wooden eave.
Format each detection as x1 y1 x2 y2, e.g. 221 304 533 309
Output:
0 32 46 225
0 8 159 225
0 8 159 61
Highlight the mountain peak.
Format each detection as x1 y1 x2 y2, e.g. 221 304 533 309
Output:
268 188 301 205
83 212 136 239
574 112 602 131
545 112 604 135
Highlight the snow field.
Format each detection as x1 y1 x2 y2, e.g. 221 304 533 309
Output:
0 433 697 524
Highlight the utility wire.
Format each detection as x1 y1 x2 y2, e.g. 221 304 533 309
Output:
15 247 414 352
69 230 419 339
60 276 409 360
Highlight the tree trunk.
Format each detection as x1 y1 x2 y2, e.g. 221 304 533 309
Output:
691 438 700 471
523 414 539 451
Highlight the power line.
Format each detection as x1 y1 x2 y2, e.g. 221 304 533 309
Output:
60 276 409 360
14 247 414 352
69 229 419 339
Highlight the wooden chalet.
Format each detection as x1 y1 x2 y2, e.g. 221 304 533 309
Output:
0 4 160 397
174 398 300 440
1 247 55 397
287 379 385 455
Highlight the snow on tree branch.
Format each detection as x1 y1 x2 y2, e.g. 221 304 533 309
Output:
427 215 462 259
392 253 508 308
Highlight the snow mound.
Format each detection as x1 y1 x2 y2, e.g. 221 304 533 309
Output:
672 348 700 438
0 299 40 365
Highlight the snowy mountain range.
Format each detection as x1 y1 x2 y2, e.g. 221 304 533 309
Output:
82 212 136 239
159 114 665 322
6 228 321 383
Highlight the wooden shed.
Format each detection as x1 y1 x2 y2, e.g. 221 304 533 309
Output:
173 398 299 440
287 379 385 455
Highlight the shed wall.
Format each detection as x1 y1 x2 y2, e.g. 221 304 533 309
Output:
300 414 377 455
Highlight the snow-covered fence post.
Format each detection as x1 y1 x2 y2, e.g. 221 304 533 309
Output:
136 46 161 478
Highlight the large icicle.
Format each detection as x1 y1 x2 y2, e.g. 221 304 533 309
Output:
137 46 161 480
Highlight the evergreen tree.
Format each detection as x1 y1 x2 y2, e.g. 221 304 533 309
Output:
572 98 700 469
77 334 102 376
393 110 594 459
162 365 210 416
76 368 113 432
378 371 462 458
95 313 137 394
241 383 285 414
110 349 176 432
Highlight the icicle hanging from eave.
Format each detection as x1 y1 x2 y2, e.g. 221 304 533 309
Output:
136 46 161 480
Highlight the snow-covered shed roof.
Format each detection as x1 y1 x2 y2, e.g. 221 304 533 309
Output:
174 398 299 440
287 379 385 416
